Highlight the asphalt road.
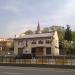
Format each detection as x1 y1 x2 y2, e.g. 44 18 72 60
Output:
0 66 75 75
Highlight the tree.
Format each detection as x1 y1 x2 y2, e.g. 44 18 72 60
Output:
63 25 73 55
64 25 72 41
41 27 49 33
67 41 75 55
72 31 75 41
24 30 33 35
50 26 65 41
59 40 70 55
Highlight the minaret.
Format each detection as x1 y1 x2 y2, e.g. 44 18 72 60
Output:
36 21 41 34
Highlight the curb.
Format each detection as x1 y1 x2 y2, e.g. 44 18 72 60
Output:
0 63 75 69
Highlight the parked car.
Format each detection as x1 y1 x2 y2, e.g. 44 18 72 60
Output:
15 54 32 59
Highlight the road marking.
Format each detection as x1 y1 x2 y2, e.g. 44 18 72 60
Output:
4 72 23 75
0 66 75 73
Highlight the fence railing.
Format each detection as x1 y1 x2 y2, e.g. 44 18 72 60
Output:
0 55 75 65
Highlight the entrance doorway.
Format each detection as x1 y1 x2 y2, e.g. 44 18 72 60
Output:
18 48 23 55
46 47 51 55
31 48 36 57
31 47 43 56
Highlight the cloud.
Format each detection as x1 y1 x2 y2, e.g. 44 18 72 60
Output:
0 0 21 13
6 21 37 37
50 0 75 21
0 0 75 37
0 6 19 13
39 0 75 28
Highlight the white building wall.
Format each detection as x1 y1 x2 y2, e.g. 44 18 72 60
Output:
43 47 46 56
51 31 59 56
25 40 32 54
14 41 18 55
14 31 59 56
22 40 26 53
20 39 31 54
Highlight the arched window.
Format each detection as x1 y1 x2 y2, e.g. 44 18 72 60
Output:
32 40 36 44
18 40 23 45
38 40 43 44
46 40 51 44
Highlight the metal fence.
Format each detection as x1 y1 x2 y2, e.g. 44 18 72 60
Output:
0 55 75 65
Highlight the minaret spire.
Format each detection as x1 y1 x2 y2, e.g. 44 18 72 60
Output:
36 21 41 34
37 21 40 32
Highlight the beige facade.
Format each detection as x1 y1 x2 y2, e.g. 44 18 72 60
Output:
51 31 59 56
0 38 14 55
14 31 59 56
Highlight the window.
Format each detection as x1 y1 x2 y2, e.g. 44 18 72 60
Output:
26 40 28 47
18 48 23 55
18 40 23 45
32 40 36 44
38 40 43 44
46 47 51 54
46 40 51 44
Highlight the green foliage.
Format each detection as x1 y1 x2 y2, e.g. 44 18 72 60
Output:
59 40 71 55
57 29 65 41
72 31 75 41
67 42 75 55
41 26 65 41
41 25 75 55
50 26 65 41
64 25 72 41
41 27 49 33
24 30 33 35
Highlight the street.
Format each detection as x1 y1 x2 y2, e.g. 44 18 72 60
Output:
0 66 75 75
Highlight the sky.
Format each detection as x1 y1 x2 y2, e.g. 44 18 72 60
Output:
0 0 75 38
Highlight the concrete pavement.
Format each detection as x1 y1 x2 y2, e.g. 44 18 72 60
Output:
0 66 75 75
